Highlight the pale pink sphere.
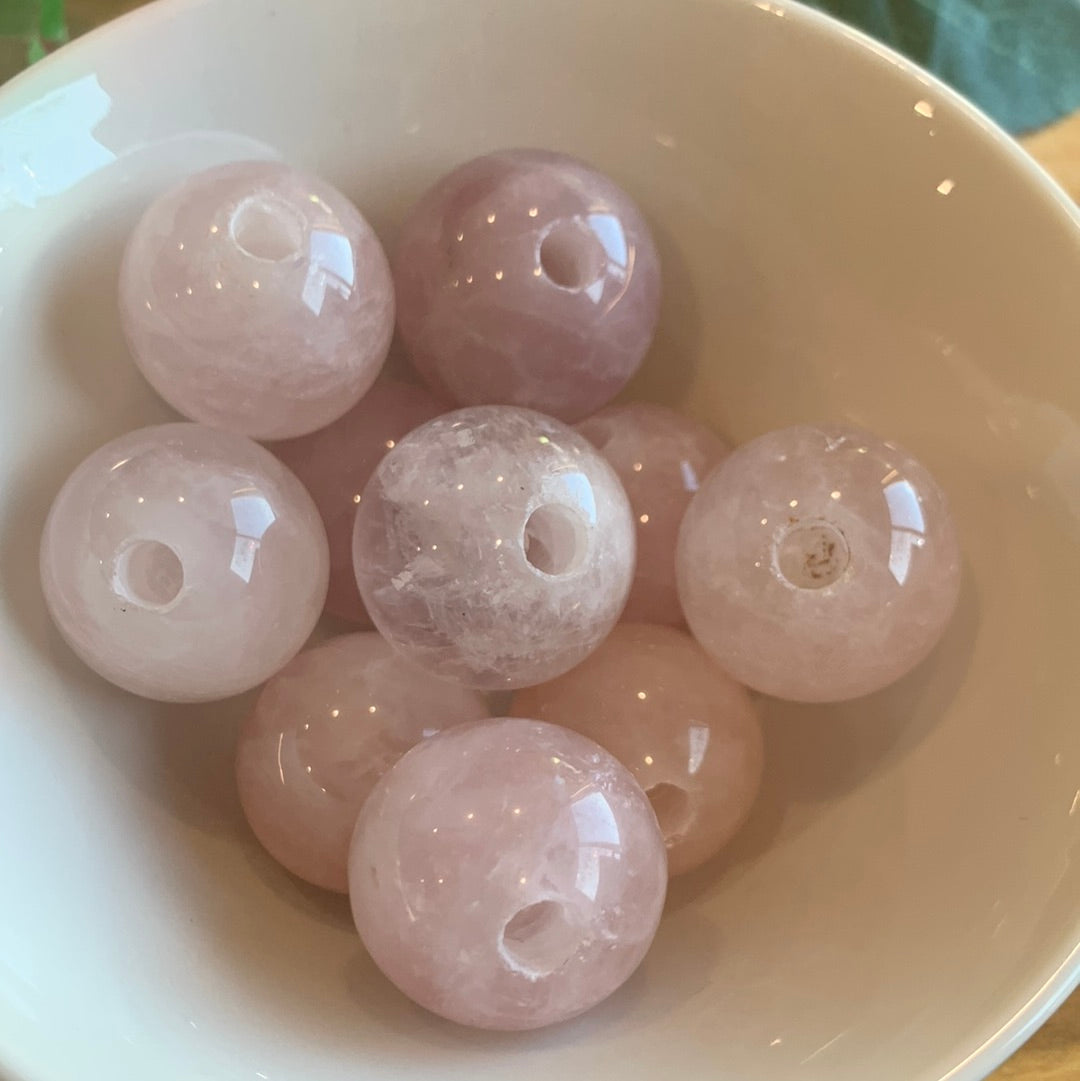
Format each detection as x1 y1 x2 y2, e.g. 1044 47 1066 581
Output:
394 149 661 422
119 160 395 440
352 406 636 689
39 423 329 702
236 633 487 892
512 624 762 876
271 380 448 623
576 403 730 626
677 424 962 702
348 717 667 1030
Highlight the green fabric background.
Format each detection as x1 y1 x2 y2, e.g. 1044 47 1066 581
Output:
809 0 1080 134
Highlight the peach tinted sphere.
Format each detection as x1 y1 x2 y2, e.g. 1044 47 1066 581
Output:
271 380 448 623
677 424 962 702
348 717 667 1030
39 423 328 702
119 160 395 440
394 149 661 421
576 403 730 626
236 633 487 892
352 406 636 689
512 624 762 876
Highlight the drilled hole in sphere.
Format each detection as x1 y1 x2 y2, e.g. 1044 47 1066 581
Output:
229 195 306 262
646 783 694 844
499 900 580 976
539 220 607 290
523 504 589 576
113 540 184 609
775 521 850 589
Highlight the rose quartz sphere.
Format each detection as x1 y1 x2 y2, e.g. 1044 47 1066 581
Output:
236 633 487 892
348 717 667 1030
512 624 763 876
352 406 636 689
39 423 329 702
393 149 661 422
677 424 962 702
576 403 730 626
119 160 395 440
271 380 448 623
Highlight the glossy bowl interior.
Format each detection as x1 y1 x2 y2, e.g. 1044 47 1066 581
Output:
1 2 1079 1080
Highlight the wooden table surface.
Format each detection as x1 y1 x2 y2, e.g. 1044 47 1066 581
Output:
32 2 1080 1078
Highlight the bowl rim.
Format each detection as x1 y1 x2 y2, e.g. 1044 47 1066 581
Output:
1 2 1079 1080
2 0 1078 237
783 0 1080 234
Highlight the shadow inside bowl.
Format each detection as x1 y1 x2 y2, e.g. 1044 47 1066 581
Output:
620 217 704 414
667 556 981 912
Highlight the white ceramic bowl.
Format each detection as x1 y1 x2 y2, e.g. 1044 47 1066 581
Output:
2 2 1079 1079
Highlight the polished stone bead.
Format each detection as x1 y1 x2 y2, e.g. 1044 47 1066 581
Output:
352 406 636 689
394 149 660 421
512 623 763 875
348 717 667 1029
236 632 487 891
576 403 730 625
119 160 394 439
39 423 328 702
677 424 961 701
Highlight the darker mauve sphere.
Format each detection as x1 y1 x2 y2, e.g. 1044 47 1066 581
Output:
393 149 661 422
